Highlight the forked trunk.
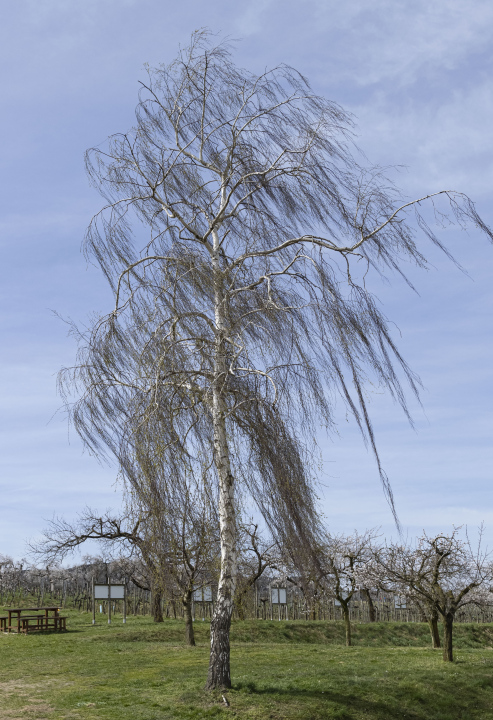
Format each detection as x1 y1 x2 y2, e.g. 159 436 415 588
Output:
442 612 454 662
152 588 164 623
342 604 351 646
183 590 196 647
428 608 441 649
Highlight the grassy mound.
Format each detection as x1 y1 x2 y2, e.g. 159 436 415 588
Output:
99 615 493 649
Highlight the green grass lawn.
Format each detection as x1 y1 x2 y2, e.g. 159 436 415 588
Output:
2 611 493 719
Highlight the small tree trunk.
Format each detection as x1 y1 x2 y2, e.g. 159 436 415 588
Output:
152 587 164 623
342 604 351 646
442 613 454 662
428 608 441 649
183 591 196 647
235 593 246 621
362 589 376 622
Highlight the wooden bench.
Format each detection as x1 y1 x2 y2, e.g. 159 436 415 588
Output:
38 615 67 631
3 607 68 633
18 615 68 633
19 615 44 633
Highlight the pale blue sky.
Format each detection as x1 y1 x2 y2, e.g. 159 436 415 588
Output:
0 0 492 558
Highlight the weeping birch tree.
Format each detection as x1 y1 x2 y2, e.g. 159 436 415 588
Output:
62 30 492 688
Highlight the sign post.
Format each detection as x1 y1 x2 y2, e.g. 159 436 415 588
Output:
271 588 287 621
192 586 213 621
93 583 126 624
92 577 96 625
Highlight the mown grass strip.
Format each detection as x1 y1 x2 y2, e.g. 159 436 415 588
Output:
1 610 493 719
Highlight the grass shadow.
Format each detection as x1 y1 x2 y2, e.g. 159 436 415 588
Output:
232 677 491 720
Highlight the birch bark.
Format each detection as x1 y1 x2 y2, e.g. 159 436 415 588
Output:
205 231 237 690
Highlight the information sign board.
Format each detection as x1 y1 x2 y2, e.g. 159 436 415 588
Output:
91 581 127 625
271 588 287 604
94 584 125 599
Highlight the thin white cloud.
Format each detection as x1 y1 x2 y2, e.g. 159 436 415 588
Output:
353 81 493 197
24 0 138 23
309 0 493 87
1 0 492 558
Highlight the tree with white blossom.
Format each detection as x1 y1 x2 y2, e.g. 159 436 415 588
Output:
379 527 492 661
317 530 380 646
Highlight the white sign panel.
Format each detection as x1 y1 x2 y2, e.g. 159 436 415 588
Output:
94 585 109 599
110 585 125 599
394 596 406 609
94 584 125 599
271 588 287 604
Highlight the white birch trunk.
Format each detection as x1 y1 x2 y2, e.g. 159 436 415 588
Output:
205 229 237 690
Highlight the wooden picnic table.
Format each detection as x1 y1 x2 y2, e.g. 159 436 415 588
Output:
0 607 67 633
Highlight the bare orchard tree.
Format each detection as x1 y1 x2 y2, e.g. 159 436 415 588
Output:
319 530 380 646
0 555 24 604
380 527 492 661
234 522 277 620
33 488 219 646
60 31 492 688
362 552 442 647
33 510 166 620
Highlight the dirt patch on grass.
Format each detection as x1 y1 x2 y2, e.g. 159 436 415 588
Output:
18 701 53 718
0 702 54 720
0 681 55 719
